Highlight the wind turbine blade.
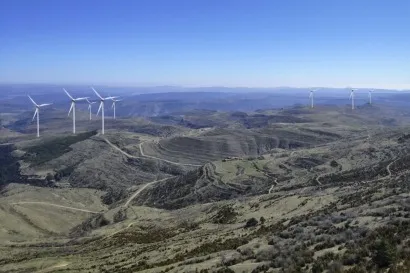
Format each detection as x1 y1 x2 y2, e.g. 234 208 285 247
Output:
106 96 118 100
63 88 74 100
97 102 103 116
28 95 38 106
88 104 91 110
111 102 115 108
92 87 103 100
32 109 38 121
74 97 89 101
38 103 52 107
68 102 74 116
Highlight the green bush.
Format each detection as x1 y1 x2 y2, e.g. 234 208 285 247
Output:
372 239 396 268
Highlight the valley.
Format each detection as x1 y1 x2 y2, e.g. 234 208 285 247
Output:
1 103 410 272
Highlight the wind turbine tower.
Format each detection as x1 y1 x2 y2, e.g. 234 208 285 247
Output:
349 89 355 110
92 87 117 135
86 98 96 120
369 90 372 105
111 98 122 119
64 88 88 134
28 95 52 138
309 90 315 108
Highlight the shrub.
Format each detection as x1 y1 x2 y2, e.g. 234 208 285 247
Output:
213 206 238 224
113 208 127 223
46 173 54 182
245 218 258 228
330 160 339 167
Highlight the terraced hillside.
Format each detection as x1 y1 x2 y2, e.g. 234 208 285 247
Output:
134 127 408 209
141 126 341 165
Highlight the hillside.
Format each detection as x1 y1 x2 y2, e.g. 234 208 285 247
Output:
140 125 342 165
2 104 410 272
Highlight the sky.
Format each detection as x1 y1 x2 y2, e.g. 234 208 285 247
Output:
0 0 409 89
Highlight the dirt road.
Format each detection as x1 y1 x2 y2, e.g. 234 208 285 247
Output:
124 177 170 207
11 202 101 214
104 137 202 167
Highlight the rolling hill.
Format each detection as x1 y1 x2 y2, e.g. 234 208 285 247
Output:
2 103 410 272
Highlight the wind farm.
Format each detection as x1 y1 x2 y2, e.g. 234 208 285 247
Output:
2 0 410 272
22 87 386 138
3 87 410 273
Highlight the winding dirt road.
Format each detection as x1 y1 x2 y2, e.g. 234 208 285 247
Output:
316 157 398 187
10 202 101 214
124 177 170 207
268 179 278 194
104 137 202 167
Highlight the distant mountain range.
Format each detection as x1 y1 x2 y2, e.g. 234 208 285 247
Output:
1 83 410 117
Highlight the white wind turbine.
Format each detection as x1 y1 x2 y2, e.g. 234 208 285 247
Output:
92 87 117 135
28 95 52 138
349 89 356 110
64 88 88 134
368 90 373 105
309 89 316 108
86 98 97 120
111 98 122 119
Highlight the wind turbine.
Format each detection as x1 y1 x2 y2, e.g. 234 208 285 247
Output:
92 87 117 135
349 89 356 110
309 89 315 108
368 90 372 105
64 88 88 134
111 98 122 119
86 98 96 121
28 95 52 138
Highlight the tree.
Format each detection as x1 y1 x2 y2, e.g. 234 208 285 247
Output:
372 239 396 268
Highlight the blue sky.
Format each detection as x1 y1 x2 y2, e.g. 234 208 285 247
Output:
0 0 409 89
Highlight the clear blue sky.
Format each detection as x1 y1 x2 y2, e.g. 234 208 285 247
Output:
1 0 409 89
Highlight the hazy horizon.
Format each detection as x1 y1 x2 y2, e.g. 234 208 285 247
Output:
1 82 409 92
1 0 409 89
